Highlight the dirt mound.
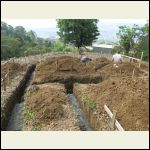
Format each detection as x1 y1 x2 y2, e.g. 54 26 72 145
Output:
139 62 149 71
33 56 147 85
74 76 149 130
95 57 109 62
25 84 66 123
37 56 85 72
42 103 64 120
1 62 27 78
99 62 144 79
87 57 111 71
33 56 104 84
24 83 80 130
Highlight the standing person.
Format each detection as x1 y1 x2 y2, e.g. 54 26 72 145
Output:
80 53 87 63
112 51 122 63
80 53 92 64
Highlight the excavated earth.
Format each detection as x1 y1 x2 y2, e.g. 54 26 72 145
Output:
23 83 80 131
1 55 149 131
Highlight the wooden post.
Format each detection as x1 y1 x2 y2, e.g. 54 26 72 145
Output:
139 51 143 68
93 113 97 130
132 58 134 62
90 111 93 128
82 101 84 112
110 110 117 130
132 68 135 79
104 105 124 131
88 108 91 124
96 118 100 131
120 69 122 74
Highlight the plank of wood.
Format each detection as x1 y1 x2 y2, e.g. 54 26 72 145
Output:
110 110 117 130
104 104 113 118
132 68 135 79
104 105 125 131
139 52 144 68
121 55 140 61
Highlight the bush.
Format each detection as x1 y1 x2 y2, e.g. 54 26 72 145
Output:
53 41 65 52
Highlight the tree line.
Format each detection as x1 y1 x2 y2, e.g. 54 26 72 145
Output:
113 22 149 61
1 21 77 60
1 20 149 61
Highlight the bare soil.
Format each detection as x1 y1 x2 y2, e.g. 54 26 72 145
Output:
98 62 146 80
1 54 149 131
23 83 80 131
1 62 27 106
1 62 27 83
32 56 111 84
74 76 149 131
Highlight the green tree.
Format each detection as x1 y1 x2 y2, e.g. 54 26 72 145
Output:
14 26 26 46
136 22 149 60
26 30 37 41
117 24 140 55
1 35 21 59
57 19 100 49
1 21 8 35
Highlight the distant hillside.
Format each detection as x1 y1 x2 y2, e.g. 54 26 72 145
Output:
97 22 145 42
29 22 145 42
26 27 59 39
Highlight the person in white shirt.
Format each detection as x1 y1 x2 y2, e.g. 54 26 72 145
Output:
80 53 92 63
112 51 122 63
81 55 87 63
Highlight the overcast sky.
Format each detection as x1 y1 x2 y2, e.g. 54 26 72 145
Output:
2 19 148 29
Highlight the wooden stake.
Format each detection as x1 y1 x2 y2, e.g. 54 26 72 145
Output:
139 51 143 68
104 105 124 131
132 68 135 79
93 113 96 130
110 110 117 130
96 118 100 130
89 108 91 124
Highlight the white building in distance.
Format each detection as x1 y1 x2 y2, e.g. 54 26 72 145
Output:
92 44 114 54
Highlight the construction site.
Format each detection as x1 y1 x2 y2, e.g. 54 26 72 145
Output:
1 52 149 131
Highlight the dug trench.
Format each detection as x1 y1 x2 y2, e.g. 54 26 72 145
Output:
64 79 110 131
3 56 131 131
64 79 102 131
23 76 103 131
4 56 148 131
5 71 103 131
1 64 36 131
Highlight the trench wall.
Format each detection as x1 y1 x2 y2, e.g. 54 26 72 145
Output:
1 64 36 131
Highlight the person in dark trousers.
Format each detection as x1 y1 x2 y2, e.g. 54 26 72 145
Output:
80 53 92 64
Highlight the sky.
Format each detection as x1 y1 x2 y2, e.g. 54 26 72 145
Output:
2 19 148 29
2 19 148 42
